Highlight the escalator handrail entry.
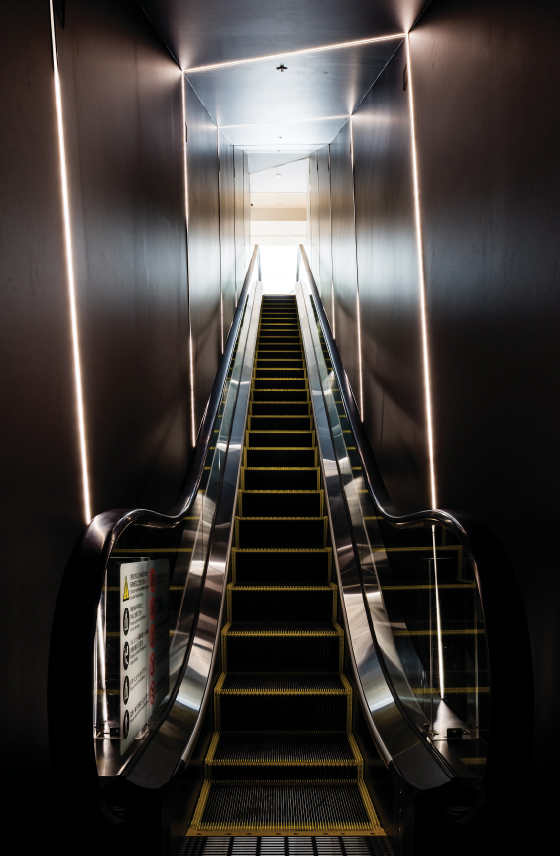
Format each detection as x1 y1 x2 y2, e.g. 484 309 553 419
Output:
48 247 260 803
297 244 532 819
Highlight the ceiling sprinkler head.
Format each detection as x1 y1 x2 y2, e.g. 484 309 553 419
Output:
276 64 288 72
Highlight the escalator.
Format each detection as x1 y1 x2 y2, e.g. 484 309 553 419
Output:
188 296 382 837
49 247 531 856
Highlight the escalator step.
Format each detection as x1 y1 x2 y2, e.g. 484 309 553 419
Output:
222 622 343 672
232 548 331 585
242 468 319 490
211 732 358 764
248 415 313 430
238 490 323 517
252 379 308 392
228 584 335 622
215 673 351 731
246 430 315 447
249 401 311 416
193 781 380 832
253 369 306 380
206 732 361 780
235 517 327 548
251 389 309 402
244 447 317 467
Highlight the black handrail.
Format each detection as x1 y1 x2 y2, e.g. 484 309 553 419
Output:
48 247 260 820
298 244 532 823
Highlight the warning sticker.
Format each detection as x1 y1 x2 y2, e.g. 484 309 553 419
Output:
118 559 169 755
119 561 148 755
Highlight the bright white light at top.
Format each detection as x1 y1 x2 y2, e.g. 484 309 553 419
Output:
185 34 406 74
49 1 91 523
181 73 196 444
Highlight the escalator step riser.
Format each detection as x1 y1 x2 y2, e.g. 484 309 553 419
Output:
248 416 313 430
239 492 323 517
233 550 331 585
217 694 349 732
256 343 303 352
224 635 341 672
254 370 306 380
255 360 305 369
253 380 308 392
235 518 327 548
251 390 309 403
244 448 317 467
246 431 315 448
242 469 319 490
229 588 334 623
250 402 311 416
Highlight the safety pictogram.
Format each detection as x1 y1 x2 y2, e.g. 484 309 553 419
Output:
149 596 156 620
149 681 156 706
123 608 129 636
123 675 129 705
123 709 129 740
123 576 130 601
150 652 156 676
149 623 156 648
150 567 156 592
123 641 129 670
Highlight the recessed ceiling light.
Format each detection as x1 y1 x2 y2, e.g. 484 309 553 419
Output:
276 173 283 178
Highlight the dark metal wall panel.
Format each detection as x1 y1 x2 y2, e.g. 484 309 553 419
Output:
0 0 84 788
317 145 334 329
57 0 190 514
353 41 429 512
219 132 236 344
308 152 320 285
329 121 360 400
184 80 222 434
410 0 560 793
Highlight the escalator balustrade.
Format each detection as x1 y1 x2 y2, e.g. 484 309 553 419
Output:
188 296 385 837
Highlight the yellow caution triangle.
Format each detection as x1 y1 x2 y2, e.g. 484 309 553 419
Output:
123 576 130 602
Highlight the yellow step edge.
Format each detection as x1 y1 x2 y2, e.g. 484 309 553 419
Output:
214 677 349 696
222 620 343 638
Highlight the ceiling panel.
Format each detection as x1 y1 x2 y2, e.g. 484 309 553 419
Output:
185 39 401 130
222 117 349 149
138 0 427 69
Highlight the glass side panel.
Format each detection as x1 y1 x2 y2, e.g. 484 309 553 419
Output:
301 280 489 783
94 282 256 776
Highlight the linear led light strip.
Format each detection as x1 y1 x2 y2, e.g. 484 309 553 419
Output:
49 1 91 523
217 126 224 353
406 34 443 698
185 33 406 73
349 118 364 419
181 73 197 444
